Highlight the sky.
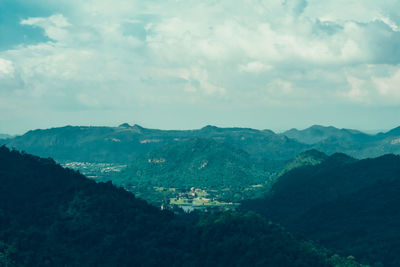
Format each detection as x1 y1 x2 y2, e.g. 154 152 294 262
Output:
1 0 400 134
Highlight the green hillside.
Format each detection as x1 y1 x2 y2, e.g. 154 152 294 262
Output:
112 138 271 204
116 138 268 188
242 153 400 266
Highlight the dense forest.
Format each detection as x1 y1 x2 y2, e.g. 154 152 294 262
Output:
242 153 400 267
117 138 268 188
0 146 363 266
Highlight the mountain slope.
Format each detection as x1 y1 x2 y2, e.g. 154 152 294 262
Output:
0 134 11 139
117 138 269 189
0 146 360 267
242 153 400 266
277 149 328 177
282 125 367 144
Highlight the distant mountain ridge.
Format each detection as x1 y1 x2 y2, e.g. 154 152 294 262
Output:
2 123 400 164
1 123 308 163
282 124 400 158
282 125 367 144
0 134 12 139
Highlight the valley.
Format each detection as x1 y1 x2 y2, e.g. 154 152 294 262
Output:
61 160 264 211
0 146 363 267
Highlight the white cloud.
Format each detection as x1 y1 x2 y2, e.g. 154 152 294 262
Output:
374 16 400 32
21 14 71 42
373 69 400 100
267 80 293 95
0 58 14 78
343 76 370 103
2 0 400 133
239 61 273 74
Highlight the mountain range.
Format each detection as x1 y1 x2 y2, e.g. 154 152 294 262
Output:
2 124 400 164
1 124 306 163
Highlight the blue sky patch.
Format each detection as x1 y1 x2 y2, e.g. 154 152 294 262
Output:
0 0 53 50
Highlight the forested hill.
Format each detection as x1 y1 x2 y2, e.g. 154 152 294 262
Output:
115 138 269 189
241 153 400 267
282 125 369 144
0 146 362 266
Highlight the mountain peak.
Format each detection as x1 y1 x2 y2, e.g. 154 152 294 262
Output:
118 123 146 132
309 124 337 130
201 125 219 131
118 123 132 128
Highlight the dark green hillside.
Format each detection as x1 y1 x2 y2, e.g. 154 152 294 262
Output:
277 149 328 177
259 149 329 194
242 153 400 266
0 146 361 266
116 138 268 189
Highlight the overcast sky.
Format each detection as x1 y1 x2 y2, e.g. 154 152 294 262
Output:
1 0 400 134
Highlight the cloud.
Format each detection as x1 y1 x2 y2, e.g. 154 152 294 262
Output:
373 69 400 100
21 14 71 42
284 0 308 16
343 76 370 103
1 0 400 133
0 58 15 78
239 62 273 74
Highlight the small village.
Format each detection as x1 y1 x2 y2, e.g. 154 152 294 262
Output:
62 162 127 179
